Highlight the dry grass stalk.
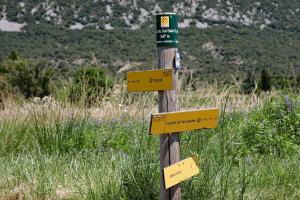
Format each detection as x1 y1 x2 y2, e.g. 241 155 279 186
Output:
0 83 282 122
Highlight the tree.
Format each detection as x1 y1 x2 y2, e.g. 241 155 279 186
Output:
296 76 300 90
8 50 18 61
69 66 113 106
260 68 271 92
1 57 54 98
241 71 256 94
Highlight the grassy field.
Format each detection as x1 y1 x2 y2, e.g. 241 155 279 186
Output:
0 85 299 200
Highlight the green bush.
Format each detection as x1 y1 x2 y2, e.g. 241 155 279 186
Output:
259 68 271 92
242 96 300 155
1 55 54 98
33 115 89 155
297 76 300 91
240 71 256 94
69 66 113 106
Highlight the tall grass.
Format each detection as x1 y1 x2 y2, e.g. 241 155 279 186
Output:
0 85 299 199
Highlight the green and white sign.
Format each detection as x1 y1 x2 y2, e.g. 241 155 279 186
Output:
156 13 178 48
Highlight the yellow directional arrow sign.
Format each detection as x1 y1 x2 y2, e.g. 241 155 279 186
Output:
149 108 219 135
164 156 200 189
127 69 173 92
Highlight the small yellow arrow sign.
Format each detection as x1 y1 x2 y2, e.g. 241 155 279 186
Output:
149 108 220 135
164 156 200 189
127 69 173 92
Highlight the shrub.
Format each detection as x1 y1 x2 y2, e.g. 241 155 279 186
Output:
259 68 271 92
242 96 300 155
297 76 300 91
33 114 89 154
241 71 256 94
1 55 54 98
69 66 113 106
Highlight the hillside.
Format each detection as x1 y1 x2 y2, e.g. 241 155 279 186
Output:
0 0 300 83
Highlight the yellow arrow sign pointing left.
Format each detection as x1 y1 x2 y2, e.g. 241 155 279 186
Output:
127 69 173 92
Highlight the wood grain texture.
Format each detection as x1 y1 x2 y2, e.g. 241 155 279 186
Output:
158 47 181 200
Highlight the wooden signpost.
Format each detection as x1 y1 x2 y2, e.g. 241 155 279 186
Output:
156 13 181 200
126 13 220 200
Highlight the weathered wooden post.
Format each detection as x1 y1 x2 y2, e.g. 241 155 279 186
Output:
128 12 220 200
156 13 181 200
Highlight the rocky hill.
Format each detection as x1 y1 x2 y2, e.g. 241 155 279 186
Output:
1 0 300 30
0 0 299 83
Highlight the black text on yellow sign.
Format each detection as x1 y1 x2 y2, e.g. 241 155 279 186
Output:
149 108 220 135
127 69 173 92
163 156 199 189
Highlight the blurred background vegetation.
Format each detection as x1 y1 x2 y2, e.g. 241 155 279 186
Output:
0 49 299 103
0 0 299 92
0 1 300 199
